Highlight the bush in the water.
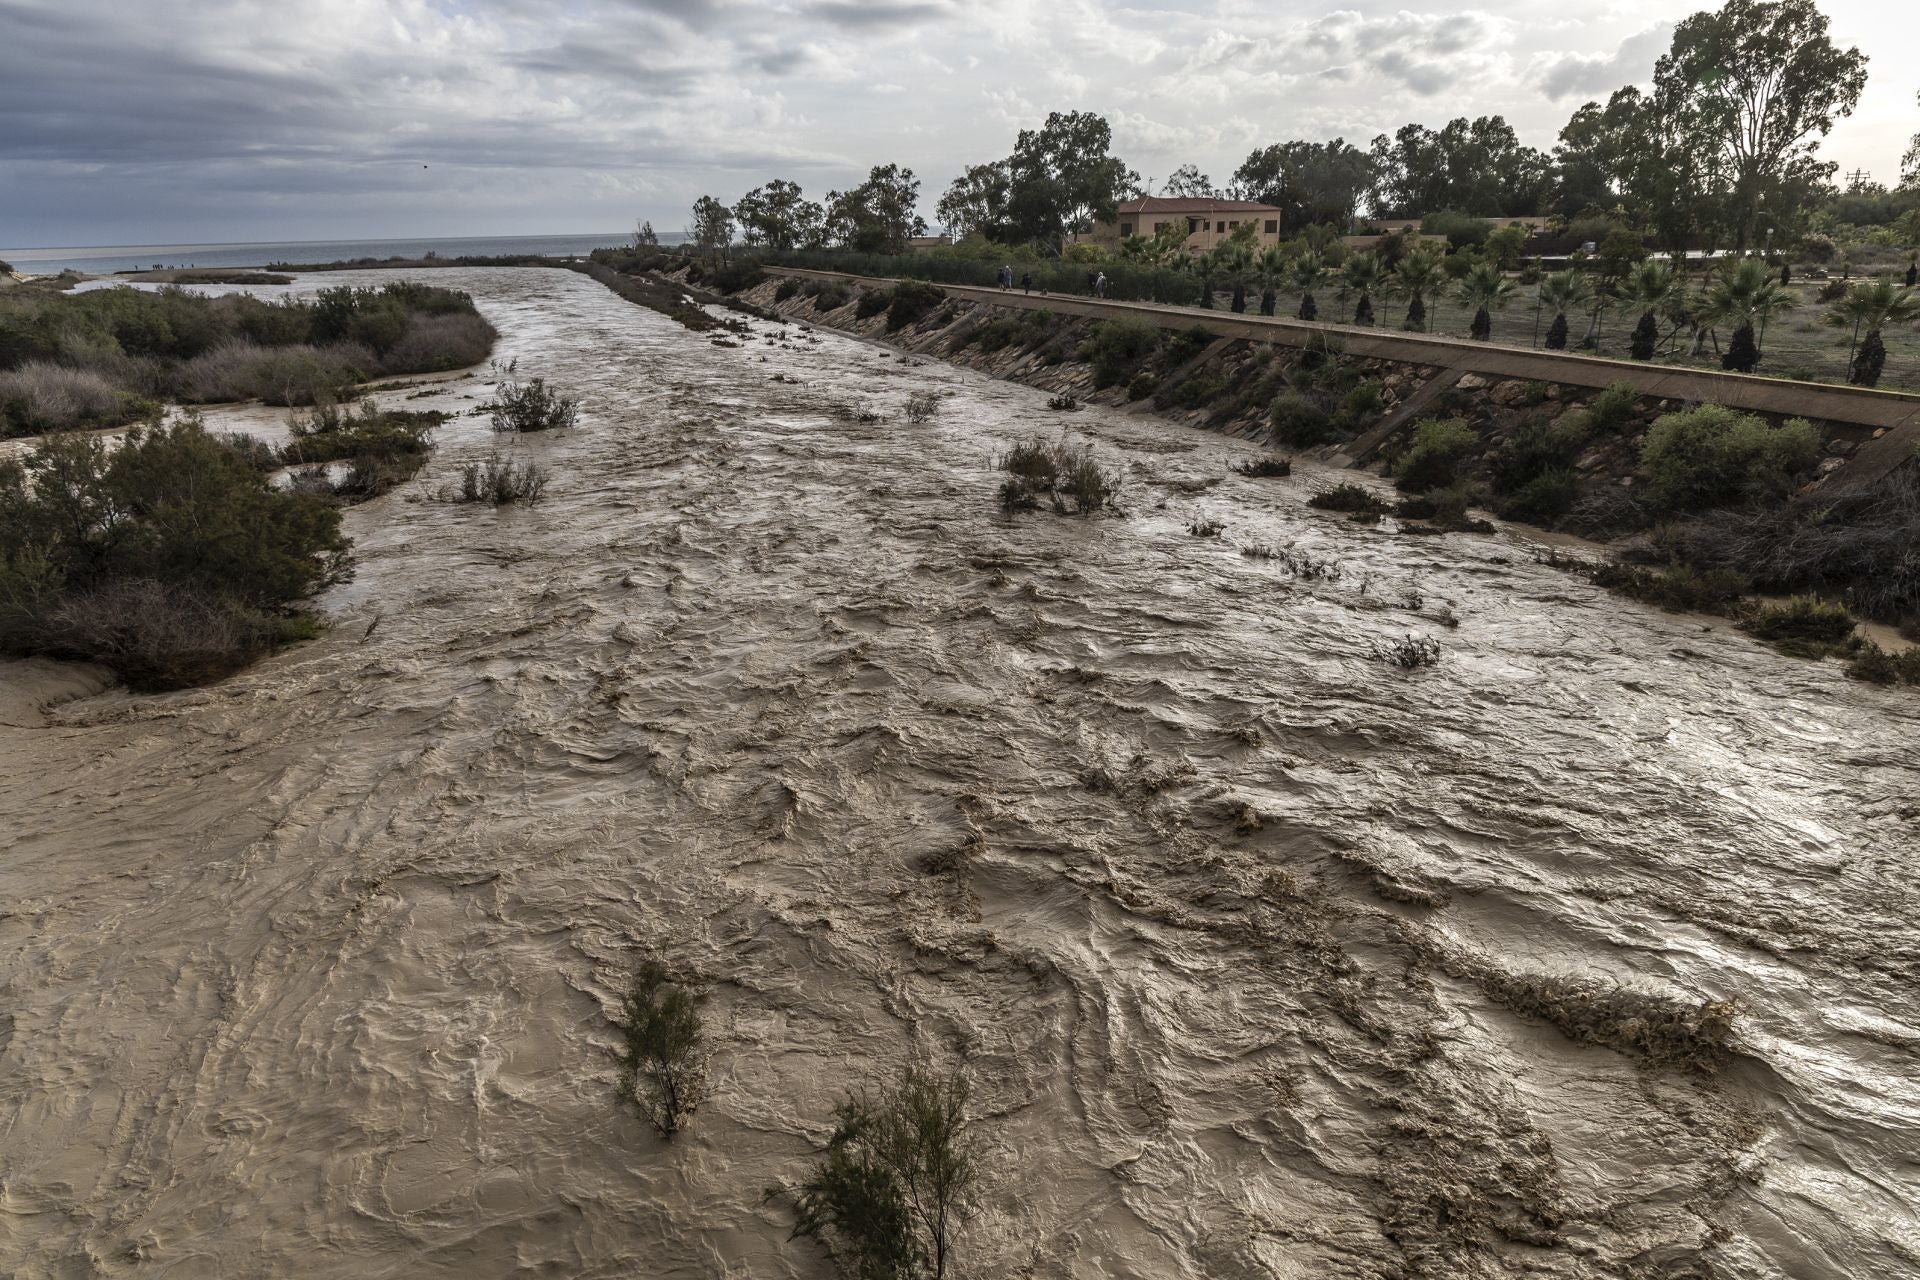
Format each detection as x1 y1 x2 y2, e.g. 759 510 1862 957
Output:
488 362 579 432
792 1064 978 1280
996 438 1118 515
1308 482 1389 514
903 391 940 424
458 453 549 506
615 962 705 1139
0 417 349 688
1373 634 1441 667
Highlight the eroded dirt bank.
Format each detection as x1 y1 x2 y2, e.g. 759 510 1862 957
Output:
2 266 1917 1279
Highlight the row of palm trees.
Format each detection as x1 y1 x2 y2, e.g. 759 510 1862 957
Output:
1156 238 1918 386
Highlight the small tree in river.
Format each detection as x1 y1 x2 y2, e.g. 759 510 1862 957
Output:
616 962 706 1139
793 1064 978 1279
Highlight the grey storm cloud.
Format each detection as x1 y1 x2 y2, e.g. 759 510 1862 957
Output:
0 0 1902 248
1535 25 1672 99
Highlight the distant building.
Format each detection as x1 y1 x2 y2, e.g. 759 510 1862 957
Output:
1087 197 1290 254
905 235 953 252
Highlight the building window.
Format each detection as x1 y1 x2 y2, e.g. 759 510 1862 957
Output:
1120 222 1134 237
1188 217 1201 234
1265 220 1278 234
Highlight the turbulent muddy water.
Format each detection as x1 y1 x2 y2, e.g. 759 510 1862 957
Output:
3 267 1918 1279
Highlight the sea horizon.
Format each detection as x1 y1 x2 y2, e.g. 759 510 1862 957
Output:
1 231 686 275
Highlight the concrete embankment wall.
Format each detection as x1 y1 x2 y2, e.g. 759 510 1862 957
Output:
769 266 1920 485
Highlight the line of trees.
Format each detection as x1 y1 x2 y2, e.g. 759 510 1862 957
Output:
667 0 1901 262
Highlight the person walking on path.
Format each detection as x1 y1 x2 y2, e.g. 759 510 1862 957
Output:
1021 271 1032 294
1095 272 1108 299
998 265 1012 291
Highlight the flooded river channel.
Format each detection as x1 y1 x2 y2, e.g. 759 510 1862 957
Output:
2 267 1916 1278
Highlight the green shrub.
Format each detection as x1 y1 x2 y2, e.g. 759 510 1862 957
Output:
1588 382 1639 432
1126 372 1156 401
615 962 705 1138
968 318 1024 352
1331 379 1383 433
1584 562 1751 614
457 453 548 505
488 362 579 432
886 281 946 332
1846 641 1920 685
1741 596 1855 649
1308 482 1390 514
793 1065 977 1280
1500 468 1579 524
774 279 802 303
1081 318 1159 388
705 262 766 294
1640 405 1821 511
1270 393 1333 448
854 289 890 320
0 418 349 687
1491 410 1590 494
996 438 1117 515
1393 417 1478 492
812 282 853 311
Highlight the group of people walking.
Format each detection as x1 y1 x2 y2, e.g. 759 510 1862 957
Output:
995 264 1107 297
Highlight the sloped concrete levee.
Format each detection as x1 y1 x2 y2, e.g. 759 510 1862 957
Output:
771 267 1920 481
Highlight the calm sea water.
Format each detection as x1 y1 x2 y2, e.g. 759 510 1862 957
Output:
0 232 684 275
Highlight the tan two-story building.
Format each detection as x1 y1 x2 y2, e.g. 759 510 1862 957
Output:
1085 197 1290 255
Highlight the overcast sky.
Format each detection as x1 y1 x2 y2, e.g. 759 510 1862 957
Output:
1 0 1913 248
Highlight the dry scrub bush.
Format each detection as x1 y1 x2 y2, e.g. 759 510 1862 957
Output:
996 438 1118 515
458 453 549 505
903 392 940 424
616 962 705 1139
1232 455 1292 478
0 362 137 434
1656 469 1920 623
1373 634 1442 667
489 362 579 432
1308 482 1390 514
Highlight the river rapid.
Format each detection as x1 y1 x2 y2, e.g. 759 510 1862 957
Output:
2 267 1916 1279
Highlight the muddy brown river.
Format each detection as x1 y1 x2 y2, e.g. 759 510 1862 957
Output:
3 267 1917 1278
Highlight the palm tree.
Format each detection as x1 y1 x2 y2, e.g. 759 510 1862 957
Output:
1619 260 1678 361
1291 253 1323 322
1339 251 1383 326
1826 277 1920 386
1215 243 1255 313
1457 262 1516 341
1696 258 1795 373
1534 270 1592 350
1390 246 1447 332
1255 246 1290 316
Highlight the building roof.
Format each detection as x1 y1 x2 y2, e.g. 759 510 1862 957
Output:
1114 197 1283 216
